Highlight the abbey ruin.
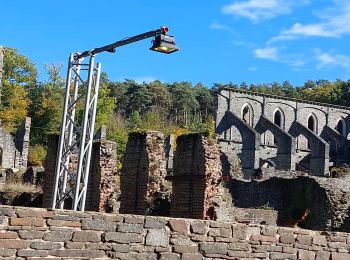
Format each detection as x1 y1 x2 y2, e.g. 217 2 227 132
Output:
216 88 350 177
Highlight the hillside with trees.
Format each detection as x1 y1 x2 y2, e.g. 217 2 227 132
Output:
2 47 350 168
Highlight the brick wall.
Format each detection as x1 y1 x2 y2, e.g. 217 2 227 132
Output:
0 205 349 259
42 135 117 212
120 131 167 215
170 134 223 220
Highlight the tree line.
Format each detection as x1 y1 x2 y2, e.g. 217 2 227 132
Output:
2 47 350 166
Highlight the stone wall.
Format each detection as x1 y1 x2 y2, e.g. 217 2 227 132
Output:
0 206 349 259
120 131 168 215
230 173 350 232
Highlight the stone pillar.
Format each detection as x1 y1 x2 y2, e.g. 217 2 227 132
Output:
42 135 59 208
15 117 31 168
119 131 167 215
85 140 117 212
42 134 118 211
170 134 222 220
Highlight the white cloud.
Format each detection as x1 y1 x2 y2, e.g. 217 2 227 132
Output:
254 47 279 61
222 0 309 22
314 49 350 69
269 2 350 42
210 22 233 32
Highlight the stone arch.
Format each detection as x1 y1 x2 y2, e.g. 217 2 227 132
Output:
307 114 318 134
241 103 254 127
336 118 346 137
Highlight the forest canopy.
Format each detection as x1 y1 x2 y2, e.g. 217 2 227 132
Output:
2 47 350 166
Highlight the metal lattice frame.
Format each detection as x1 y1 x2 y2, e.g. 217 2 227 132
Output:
52 54 101 211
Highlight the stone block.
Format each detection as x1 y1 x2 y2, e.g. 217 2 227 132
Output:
30 241 62 250
298 249 316 260
50 249 106 258
0 231 18 239
43 229 73 242
144 217 167 229
124 215 144 224
313 236 327 246
0 208 15 217
145 229 170 247
231 225 247 240
270 252 297 260
47 219 81 228
0 248 16 257
9 217 44 227
104 232 143 243
118 223 144 233
81 219 117 231
208 227 231 238
169 219 188 234
262 226 277 236
65 242 84 249
0 239 30 249
331 252 349 260
173 245 198 253
199 242 228 255
181 253 204 260
228 242 251 251
16 209 54 218
190 221 207 235
297 235 313 245
280 233 295 244
112 244 130 253
315 250 330 260
18 230 44 239
17 250 49 257
250 234 277 243
72 231 101 242
159 252 180 260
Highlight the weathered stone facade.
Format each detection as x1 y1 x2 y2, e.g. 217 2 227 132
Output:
42 129 117 212
0 46 30 174
0 205 349 259
0 117 31 171
216 89 350 177
119 131 168 215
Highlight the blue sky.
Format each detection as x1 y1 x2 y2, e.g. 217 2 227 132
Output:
1 0 350 87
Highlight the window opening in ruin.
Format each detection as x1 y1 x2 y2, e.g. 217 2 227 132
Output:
307 115 316 133
273 109 283 145
307 114 317 149
242 104 253 127
336 118 346 137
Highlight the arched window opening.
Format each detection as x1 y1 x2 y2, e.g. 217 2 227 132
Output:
307 115 317 133
274 109 283 128
242 104 253 127
336 119 346 137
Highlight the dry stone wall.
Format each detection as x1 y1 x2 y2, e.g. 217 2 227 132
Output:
0 205 349 259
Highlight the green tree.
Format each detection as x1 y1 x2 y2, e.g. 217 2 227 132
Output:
0 47 37 132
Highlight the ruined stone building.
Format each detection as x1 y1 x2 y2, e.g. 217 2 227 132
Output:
0 47 31 180
216 89 350 177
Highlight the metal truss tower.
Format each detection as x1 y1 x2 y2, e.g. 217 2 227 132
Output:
51 27 178 211
52 54 101 211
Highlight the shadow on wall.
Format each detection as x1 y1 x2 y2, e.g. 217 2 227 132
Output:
229 177 337 231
